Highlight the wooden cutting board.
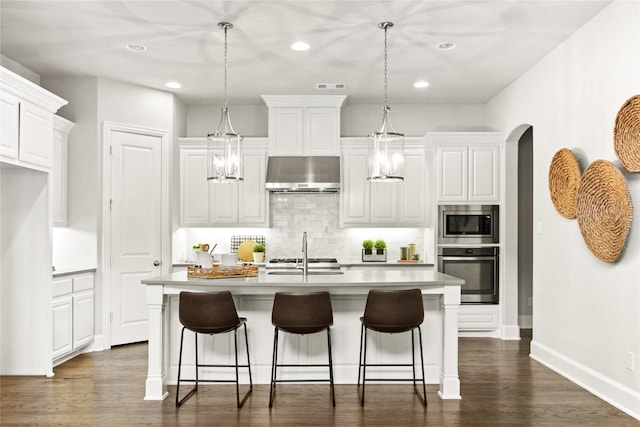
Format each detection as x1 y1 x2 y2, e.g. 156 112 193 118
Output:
237 240 257 261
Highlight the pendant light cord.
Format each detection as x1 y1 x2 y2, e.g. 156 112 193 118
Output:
383 24 388 108
223 25 228 109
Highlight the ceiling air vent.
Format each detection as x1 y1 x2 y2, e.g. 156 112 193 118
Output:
316 83 346 90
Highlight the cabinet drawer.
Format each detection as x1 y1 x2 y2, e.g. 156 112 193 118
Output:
459 306 499 330
73 274 94 292
52 278 73 297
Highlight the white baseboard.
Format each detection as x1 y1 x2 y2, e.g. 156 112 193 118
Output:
530 340 640 421
501 324 521 340
518 315 532 329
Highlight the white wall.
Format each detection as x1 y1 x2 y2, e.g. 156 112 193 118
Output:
486 1 640 419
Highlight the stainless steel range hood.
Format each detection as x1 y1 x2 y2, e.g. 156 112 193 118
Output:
265 156 341 193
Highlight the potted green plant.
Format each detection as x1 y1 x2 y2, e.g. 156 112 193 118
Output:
362 239 386 262
252 243 266 263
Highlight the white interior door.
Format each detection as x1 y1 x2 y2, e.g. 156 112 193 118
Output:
109 128 162 346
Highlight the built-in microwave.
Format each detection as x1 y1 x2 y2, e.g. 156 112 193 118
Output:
438 205 499 244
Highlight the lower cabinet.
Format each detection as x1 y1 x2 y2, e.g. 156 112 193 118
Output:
458 304 500 332
52 272 94 363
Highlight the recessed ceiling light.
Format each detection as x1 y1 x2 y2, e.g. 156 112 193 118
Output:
437 42 456 50
126 43 147 52
414 80 430 88
165 81 182 89
291 41 310 51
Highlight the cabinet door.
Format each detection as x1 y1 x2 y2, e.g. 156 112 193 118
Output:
268 107 303 155
209 181 238 224
51 127 68 226
398 148 427 225
52 295 73 359
72 290 94 349
468 145 499 202
304 107 339 155
437 145 468 202
238 148 267 225
19 101 54 169
340 149 370 225
0 91 20 160
180 148 209 225
370 181 397 224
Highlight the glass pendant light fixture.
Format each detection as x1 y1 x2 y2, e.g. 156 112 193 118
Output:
368 21 404 182
207 22 243 182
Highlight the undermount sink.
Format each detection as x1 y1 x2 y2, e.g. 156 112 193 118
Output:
267 270 344 275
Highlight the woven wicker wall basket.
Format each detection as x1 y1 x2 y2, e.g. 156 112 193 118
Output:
576 160 633 263
614 94 640 172
548 148 581 219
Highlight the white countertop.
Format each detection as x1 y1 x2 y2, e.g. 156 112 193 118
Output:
143 269 462 296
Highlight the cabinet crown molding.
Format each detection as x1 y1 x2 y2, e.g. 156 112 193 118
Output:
1 66 67 113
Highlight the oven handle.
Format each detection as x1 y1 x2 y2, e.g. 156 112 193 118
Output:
438 256 498 261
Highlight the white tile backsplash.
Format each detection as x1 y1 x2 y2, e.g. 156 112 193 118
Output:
175 193 433 263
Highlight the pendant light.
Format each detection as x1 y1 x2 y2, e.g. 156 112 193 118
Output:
207 22 243 182
368 21 404 182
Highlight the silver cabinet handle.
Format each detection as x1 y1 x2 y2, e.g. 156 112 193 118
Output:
153 260 161 266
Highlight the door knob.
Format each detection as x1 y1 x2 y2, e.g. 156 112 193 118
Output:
153 260 161 266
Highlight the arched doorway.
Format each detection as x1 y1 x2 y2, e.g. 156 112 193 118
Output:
504 125 533 337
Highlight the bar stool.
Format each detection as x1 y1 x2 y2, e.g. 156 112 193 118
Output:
175 291 252 408
269 291 335 408
357 288 427 406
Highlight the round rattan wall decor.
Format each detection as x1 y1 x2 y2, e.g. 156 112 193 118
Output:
548 148 581 219
614 94 640 172
576 160 632 263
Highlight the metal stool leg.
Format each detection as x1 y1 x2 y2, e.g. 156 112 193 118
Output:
411 329 417 387
327 327 335 407
244 323 253 389
234 329 240 408
361 327 368 406
269 327 279 408
176 328 199 407
418 326 427 406
357 322 364 387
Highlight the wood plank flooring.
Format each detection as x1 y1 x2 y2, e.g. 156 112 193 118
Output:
1 330 638 426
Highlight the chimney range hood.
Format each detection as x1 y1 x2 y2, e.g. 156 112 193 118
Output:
265 156 341 193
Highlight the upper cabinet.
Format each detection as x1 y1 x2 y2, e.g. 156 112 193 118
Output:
428 132 503 203
261 95 346 156
179 138 269 227
340 137 428 227
52 115 75 226
0 67 67 171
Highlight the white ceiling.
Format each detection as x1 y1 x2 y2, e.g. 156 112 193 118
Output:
0 1 611 105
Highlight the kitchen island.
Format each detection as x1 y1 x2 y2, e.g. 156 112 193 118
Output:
142 269 463 401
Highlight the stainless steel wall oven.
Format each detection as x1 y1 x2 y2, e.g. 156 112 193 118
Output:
437 247 499 304
438 205 499 245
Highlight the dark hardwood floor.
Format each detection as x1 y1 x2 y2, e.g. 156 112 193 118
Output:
1 330 637 426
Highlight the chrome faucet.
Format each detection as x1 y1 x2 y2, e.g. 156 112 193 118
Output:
300 231 308 277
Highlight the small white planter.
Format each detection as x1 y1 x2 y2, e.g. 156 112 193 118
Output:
362 249 386 262
253 252 265 263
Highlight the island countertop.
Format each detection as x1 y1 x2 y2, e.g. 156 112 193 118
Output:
142 269 463 296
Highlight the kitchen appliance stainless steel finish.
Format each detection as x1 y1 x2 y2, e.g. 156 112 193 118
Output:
437 247 499 304
438 205 499 244
265 156 341 193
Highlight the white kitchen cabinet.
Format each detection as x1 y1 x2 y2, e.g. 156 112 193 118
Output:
51 115 75 226
179 138 269 227
0 68 66 171
262 95 346 156
0 90 20 159
429 132 503 203
458 305 500 332
52 272 94 364
340 137 427 227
